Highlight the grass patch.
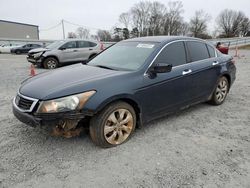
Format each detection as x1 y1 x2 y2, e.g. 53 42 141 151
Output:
238 45 250 50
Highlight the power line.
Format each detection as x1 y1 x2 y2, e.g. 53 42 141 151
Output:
39 22 62 32
63 19 101 31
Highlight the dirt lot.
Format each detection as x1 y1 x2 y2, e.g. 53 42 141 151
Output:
0 51 249 188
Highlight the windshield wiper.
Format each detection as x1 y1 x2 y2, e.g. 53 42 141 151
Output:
94 65 117 70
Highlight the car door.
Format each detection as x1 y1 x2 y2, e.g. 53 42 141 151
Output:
23 44 32 53
59 41 78 63
186 41 221 101
76 41 92 61
138 41 194 120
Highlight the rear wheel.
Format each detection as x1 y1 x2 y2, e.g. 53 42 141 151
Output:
43 57 58 69
89 102 136 148
15 50 21 54
209 76 229 105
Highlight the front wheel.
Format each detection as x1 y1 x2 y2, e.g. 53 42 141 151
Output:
209 76 229 105
43 57 58 69
89 102 136 148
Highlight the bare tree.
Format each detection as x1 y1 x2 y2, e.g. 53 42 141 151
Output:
130 1 152 37
76 27 90 39
216 9 246 37
148 1 166 36
97 30 112 41
189 10 211 37
240 17 250 36
163 1 185 35
179 22 189 36
119 13 131 29
67 32 77 38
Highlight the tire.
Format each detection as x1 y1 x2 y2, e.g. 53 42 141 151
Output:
15 50 21 55
89 101 136 148
43 57 58 69
209 76 229 105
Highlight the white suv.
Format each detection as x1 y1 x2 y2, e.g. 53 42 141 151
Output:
27 40 103 69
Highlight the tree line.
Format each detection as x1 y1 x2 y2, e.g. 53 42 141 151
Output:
68 1 250 41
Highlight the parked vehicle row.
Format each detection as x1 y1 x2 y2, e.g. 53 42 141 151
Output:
12 36 236 148
11 43 43 54
27 39 103 69
0 43 22 53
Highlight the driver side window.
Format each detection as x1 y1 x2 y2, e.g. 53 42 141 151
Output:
61 41 77 49
155 41 187 67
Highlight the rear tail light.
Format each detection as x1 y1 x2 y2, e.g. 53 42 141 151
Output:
100 43 104 51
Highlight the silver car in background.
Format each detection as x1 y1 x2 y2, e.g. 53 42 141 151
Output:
27 39 103 69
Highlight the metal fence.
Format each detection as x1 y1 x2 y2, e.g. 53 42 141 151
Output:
207 37 250 48
1 36 250 50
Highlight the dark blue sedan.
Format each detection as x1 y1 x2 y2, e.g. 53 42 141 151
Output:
12 36 236 147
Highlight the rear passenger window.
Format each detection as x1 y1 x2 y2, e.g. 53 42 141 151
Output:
89 42 97 47
187 41 210 61
62 41 77 49
207 45 216 57
155 42 187 67
78 41 90 48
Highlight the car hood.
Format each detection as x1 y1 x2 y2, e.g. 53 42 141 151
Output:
28 48 50 54
19 64 128 100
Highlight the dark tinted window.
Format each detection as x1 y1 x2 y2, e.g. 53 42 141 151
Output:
78 41 90 48
187 41 210 61
89 42 158 71
31 44 40 47
155 41 187 67
62 41 77 49
89 42 97 47
207 44 216 57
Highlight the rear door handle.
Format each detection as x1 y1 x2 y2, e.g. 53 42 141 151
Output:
89 49 93 51
73 50 78 52
182 69 192 75
212 61 219 66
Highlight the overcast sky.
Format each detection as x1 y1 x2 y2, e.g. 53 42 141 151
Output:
0 0 249 39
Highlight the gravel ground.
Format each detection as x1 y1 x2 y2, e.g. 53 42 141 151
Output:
0 51 249 188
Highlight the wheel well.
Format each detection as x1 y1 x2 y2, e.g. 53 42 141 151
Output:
98 98 142 128
221 74 231 87
42 56 59 66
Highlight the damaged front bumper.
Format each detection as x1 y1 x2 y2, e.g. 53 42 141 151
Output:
12 99 94 129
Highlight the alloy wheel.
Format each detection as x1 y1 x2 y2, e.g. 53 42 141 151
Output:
47 60 57 69
215 79 228 103
104 109 133 145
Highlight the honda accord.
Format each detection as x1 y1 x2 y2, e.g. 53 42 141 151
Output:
12 36 236 148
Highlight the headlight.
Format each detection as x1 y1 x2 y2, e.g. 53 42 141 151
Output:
33 52 44 58
37 91 96 113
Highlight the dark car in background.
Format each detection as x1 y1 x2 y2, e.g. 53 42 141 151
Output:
12 36 236 148
27 40 103 69
11 44 42 54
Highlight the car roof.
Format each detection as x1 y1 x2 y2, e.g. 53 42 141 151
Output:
63 39 98 43
124 36 205 44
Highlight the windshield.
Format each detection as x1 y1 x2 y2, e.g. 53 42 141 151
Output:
46 40 65 49
88 41 159 71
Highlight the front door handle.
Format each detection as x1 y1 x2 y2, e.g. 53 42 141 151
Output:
73 50 78 52
182 69 192 75
89 49 93 51
212 61 219 66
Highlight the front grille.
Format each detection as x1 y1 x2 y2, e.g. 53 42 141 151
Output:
15 94 38 112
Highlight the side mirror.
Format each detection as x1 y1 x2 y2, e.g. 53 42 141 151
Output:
150 63 172 74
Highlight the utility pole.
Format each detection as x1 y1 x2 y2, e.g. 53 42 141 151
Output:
62 19 65 39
